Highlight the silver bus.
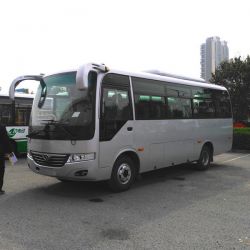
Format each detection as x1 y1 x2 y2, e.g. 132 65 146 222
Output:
10 63 233 191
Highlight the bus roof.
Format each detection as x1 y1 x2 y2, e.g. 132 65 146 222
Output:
107 68 227 91
44 63 227 92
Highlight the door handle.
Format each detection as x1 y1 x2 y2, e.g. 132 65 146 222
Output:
127 127 133 131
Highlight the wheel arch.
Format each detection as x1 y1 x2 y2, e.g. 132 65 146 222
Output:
202 141 214 162
114 149 140 176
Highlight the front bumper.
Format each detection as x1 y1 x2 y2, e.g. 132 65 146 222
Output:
27 153 109 181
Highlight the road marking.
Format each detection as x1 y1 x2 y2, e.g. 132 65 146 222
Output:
222 154 250 163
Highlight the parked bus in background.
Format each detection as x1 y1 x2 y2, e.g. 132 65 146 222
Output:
0 93 33 155
10 63 233 191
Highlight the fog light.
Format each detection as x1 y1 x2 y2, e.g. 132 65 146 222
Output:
74 170 88 176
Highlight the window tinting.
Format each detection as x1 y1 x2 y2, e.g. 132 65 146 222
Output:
102 89 132 121
193 98 215 118
134 94 167 120
132 78 167 120
192 88 215 118
0 104 12 126
0 97 33 126
213 90 232 118
15 107 31 125
131 77 231 120
132 77 165 96
168 97 192 119
192 88 213 99
100 74 132 141
102 73 130 88
167 84 192 98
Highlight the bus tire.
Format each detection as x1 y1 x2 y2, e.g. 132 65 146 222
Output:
109 156 136 192
195 145 211 170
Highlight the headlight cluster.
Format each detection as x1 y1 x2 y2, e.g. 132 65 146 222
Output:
67 153 95 163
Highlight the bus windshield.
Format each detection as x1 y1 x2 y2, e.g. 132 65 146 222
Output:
29 72 96 140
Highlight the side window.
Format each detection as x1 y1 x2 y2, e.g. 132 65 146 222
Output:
0 104 12 126
166 84 192 119
167 97 192 119
134 94 167 120
15 107 31 126
151 96 167 119
192 88 215 118
133 77 167 120
213 90 232 118
100 74 132 141
134 94 150 120
192 98 215 118
101 89 131 121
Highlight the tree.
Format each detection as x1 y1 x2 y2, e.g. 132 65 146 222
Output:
210 56 250 122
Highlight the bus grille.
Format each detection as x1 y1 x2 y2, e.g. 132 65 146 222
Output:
31 151 70 167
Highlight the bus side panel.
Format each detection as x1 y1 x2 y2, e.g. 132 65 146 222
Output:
193 118 233 159
99 120 135 170
133 119 196 173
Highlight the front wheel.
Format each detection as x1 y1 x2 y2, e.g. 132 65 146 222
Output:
195 145 212 170
109 156 136 192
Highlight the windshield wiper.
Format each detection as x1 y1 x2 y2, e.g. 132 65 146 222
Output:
41 119 76 140
27 129 45 138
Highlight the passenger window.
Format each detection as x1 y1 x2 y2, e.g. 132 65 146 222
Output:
193 98 215 118
0 104 12 126
102 89 131 121
167 85 192 98
15 107 31 126
132 78 165 96
192 88 216 118
167 97 192 119
134 94 167 120
100 74 132 141
132 77 167 120
213 90 232 118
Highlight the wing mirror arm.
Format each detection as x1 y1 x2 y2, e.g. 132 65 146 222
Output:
9 75 44 100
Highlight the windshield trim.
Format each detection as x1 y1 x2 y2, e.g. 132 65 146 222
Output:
30 71 97 140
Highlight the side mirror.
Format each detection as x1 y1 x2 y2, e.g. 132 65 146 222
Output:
76 63 109 90
76 64 93 90
9 75 44 100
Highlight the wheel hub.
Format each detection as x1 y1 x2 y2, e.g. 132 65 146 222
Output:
117 163 131 184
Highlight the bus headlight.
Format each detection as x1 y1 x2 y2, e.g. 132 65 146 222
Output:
67 153 95 163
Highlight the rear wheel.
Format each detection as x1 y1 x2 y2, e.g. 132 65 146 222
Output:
109 156 136 192
195 145 212 170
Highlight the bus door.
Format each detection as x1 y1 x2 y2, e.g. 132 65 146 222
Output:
99 74 134 169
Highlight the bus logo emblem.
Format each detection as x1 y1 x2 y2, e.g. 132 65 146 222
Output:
43 154 50 161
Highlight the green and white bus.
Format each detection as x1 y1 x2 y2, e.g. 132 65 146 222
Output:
0 93 33 155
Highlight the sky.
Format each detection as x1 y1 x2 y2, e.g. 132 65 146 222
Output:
0 0 250 94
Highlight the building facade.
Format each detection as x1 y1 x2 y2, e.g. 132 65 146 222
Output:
200 36 229 81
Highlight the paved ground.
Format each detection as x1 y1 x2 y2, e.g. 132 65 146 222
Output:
0 151 250 250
